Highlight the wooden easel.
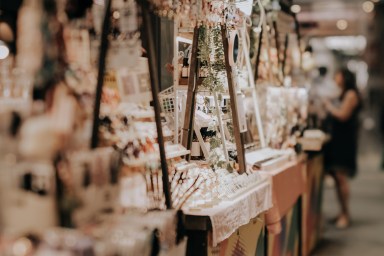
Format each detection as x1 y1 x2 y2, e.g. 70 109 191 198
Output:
181 26 200 161
221 26 246 174
181 25 247 174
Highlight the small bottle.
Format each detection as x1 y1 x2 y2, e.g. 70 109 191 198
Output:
190 132 201 160
203 133 210 158
181 57 189 78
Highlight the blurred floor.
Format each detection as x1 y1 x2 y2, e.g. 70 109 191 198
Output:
313 122 384 256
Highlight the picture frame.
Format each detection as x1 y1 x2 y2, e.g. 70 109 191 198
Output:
116 58 152 104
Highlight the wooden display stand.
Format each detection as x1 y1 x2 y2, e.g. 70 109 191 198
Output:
267 202 301 256
302 152 325 256
263 152 325 256
262 158 306 256
90 0 173 209
184 215 266 256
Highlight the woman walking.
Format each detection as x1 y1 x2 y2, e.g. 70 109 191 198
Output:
323 68 361 229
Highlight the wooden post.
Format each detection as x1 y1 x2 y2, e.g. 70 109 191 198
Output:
138 0 172 209
173 18 180 144
254 29 263 82
221 26 246 174
181 26 200 160
90 0 111 149
282 33 289 77
273 20 281 66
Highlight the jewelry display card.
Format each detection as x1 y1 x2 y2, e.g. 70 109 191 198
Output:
0 162 57 236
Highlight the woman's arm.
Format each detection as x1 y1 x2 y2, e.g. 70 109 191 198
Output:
324 90 359 122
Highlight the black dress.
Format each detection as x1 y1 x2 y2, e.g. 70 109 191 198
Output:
324 89 361 178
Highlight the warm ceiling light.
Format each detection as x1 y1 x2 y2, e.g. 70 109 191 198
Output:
290 4 301 14
112 11 120 19
362 1 375 13
336 19 348 31
0 41 10 60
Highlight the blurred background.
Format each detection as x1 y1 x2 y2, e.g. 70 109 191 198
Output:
293 0 384 255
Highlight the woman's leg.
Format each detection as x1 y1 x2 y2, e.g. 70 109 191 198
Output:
333 170 350 227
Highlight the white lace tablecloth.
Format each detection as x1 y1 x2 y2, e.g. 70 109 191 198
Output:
184 177 273 246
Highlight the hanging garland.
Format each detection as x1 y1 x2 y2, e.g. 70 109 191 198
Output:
197 25 235 171
198 26 226 93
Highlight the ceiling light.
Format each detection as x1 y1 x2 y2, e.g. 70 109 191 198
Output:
290 4 301 14
0 41 10 60
362 1 375 13
324 36 367 52
112 11 120 19
336 19 348 31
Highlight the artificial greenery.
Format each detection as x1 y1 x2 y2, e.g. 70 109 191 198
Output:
198 26 226 93
197 25 236 171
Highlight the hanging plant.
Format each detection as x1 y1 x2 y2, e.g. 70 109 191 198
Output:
197 24 238 171
198 25 226 94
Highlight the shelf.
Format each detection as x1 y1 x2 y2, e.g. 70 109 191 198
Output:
122 144 191 167
179 77 205 86
165 144 191 159
122 154 159 167
166 149 191 159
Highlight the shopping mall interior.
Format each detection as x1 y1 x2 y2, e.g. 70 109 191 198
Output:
0 0 384 255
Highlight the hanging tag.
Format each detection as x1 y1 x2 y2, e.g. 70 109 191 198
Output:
236 92 247 133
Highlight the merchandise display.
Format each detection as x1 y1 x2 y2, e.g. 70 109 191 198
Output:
0 0 319 255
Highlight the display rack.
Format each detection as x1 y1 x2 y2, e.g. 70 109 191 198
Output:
138 0 172 209
90 0 173 209
0 1 321 255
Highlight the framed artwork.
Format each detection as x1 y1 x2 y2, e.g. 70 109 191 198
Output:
116 57 152 104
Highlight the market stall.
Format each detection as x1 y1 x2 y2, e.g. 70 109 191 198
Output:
183 178 272 256
0 0 320 255
262 157 306 256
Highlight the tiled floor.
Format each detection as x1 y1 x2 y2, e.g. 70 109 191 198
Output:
313 129 384 256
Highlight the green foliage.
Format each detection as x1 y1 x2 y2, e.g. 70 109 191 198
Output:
209 136 222 149
197 25 237 172
226 120 234 143
198 26 226 94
